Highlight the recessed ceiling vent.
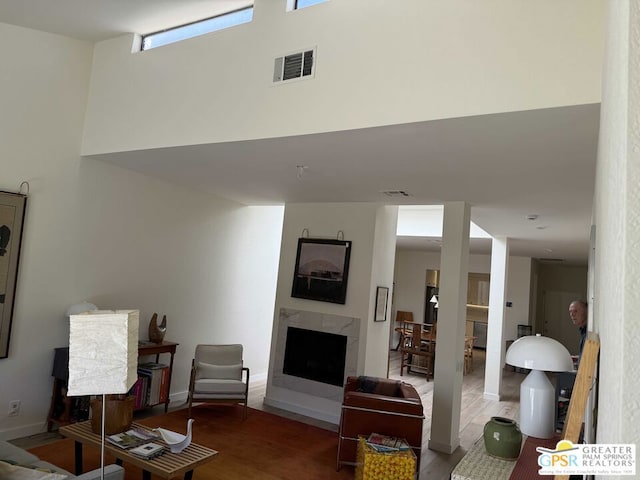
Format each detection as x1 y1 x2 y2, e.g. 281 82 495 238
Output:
273 48 315 83
381 190 411 198
538 258 564 263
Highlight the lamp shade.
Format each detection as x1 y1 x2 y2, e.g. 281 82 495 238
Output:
65 301 98 317
395 311 414 323
505 334 573 372
68 310 139 396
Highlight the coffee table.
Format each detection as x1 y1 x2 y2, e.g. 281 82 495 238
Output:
59 421 217 480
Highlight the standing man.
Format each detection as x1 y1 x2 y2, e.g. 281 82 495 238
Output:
568 300 588 360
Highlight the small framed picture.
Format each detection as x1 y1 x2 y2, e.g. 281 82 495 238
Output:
374 286 389 322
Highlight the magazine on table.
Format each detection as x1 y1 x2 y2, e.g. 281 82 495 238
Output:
107 428 159 449
366 433 411 452
130 442 165 460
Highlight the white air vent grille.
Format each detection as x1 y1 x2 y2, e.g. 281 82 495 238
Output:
273 48 315 83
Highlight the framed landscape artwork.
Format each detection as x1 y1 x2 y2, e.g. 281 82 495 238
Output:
0 191 27 358
291 238 352 304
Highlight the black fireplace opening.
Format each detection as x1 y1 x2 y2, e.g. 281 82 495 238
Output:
283 326 347 387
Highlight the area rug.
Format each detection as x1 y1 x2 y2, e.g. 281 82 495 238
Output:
29 406 354 480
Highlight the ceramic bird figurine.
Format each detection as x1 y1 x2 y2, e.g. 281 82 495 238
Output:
155 418 194 454
148 313 167 344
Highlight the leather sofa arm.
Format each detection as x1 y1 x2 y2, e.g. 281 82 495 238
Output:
343 391 424 417
398 383 420 401
344 376 401 394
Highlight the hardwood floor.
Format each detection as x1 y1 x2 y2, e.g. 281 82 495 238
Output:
251 348 524 480
388 348 523 480
13 348 524 480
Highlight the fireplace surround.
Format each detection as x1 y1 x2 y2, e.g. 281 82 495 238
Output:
272 308 360 401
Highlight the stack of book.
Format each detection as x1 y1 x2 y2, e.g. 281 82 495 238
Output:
365 433 411 453
107 428 160 450
107 428 165 460
130 442 165 460
129 363 170 408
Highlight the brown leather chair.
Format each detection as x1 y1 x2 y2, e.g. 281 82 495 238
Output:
336 376 424 471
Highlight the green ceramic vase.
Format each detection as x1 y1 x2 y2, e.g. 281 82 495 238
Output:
483 416 522 460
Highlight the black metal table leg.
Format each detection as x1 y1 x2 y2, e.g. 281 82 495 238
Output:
185 470 194 480
74 441 83 475
142 470 151 480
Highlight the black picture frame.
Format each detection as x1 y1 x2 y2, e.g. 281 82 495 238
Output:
374 286 389 322
0 191 27 359
291 238 352 304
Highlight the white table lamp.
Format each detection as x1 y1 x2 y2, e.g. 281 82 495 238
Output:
505 334 573 438
68 309 139 479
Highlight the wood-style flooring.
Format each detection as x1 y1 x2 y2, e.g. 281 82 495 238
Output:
13 348 524 480
251 348 524 480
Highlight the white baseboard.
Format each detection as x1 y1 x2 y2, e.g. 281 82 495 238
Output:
0 421 49 442
428 437 460 454
483 392 501 401
263 396 340 425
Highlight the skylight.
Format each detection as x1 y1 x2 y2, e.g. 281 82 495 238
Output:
397 205 491 238
142 7 254 51
296 0 328 9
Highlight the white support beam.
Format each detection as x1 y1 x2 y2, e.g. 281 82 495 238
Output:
484 237 509 401
428 201 470 454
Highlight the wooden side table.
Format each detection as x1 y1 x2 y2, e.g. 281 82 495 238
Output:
48 341 179 430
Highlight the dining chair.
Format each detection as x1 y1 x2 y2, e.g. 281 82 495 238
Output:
393 311 414 351
400 322 435 380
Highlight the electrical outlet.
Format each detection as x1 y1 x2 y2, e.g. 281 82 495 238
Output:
8 400 20 416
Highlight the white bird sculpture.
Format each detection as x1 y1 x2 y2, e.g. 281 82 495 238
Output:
154 418 194 453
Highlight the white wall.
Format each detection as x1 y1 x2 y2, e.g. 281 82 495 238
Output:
393 250 531 344
365 206 399 375
265 202 397 423
0 23 284 440
593 0 640 451
81 0 604 155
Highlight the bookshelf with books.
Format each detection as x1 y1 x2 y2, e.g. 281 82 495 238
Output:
133 362 170 409
134 341 178 413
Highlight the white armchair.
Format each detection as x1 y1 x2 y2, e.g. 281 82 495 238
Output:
0 440 124 479
76 464 124 480
187 344 250 419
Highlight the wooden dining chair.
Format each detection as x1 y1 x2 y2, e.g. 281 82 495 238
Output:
400 322 435 380
393 311 414 351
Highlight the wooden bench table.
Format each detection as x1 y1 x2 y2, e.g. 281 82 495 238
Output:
59 421 217 480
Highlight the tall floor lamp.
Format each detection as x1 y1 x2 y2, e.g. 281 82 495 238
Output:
505 334 574 438
67 309 139 480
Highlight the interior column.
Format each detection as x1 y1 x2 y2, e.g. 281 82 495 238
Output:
428 201 470 454
483 236 509 400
